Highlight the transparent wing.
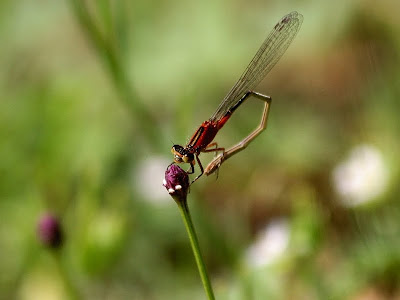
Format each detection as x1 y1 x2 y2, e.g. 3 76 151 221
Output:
211 11 303 121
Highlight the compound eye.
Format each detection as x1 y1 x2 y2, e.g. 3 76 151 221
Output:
174 155 183 163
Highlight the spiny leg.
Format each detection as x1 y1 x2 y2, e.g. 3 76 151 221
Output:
203 142 224 178
205 91 272 176
187 145 225 184
186 161 195 174
202 143 225 179
205 142 218 149
191 154 205 184
203 142 225 157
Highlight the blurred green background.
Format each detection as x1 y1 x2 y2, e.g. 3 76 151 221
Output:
1 0 400 299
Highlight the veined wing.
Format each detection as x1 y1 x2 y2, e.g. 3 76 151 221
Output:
211 11 303 121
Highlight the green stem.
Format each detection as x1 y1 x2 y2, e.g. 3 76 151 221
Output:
67 0 161 147
52 250 80 300
177 200 215 300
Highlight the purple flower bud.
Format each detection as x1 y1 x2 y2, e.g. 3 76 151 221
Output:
163 164 190 202
37 213 63 248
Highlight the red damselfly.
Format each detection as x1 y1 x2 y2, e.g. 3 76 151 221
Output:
171 11 303 183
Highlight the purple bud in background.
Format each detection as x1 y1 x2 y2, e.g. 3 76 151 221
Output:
37 213 63 248
163 164 190 203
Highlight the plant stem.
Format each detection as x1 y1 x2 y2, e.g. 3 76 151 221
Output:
53 250 80 300
177 200 215 300
67 0 161 147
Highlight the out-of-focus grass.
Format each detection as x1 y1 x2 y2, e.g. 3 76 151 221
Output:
1 0 400 299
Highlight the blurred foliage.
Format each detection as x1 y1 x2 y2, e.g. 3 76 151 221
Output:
1 0 400 299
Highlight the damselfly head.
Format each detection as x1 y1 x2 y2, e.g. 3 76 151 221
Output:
171 145 194 164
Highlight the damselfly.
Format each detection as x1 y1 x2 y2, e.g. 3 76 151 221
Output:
171 11 303 183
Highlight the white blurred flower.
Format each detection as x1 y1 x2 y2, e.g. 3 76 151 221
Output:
332 144 388 207
133 156 172 204
245 218 290 268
